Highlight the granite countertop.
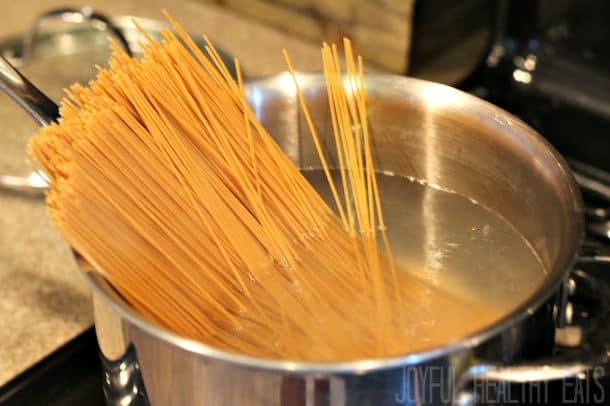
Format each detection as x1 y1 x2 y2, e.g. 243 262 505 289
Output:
0 0 321 385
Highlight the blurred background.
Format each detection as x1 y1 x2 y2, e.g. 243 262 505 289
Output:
0 0 586 78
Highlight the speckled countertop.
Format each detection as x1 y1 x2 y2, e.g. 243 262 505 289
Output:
0 0 321 385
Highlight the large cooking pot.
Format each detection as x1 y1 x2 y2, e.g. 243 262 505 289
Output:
83 72 587 406
0 51 597 404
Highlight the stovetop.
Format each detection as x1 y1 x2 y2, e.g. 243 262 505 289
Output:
0 328 104 406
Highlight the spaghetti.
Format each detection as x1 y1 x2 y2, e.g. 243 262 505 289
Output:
28 13 483 361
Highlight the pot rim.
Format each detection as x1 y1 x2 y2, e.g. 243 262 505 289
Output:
82 72 584 375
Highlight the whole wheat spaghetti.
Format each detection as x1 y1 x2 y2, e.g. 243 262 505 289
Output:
28 13 488 361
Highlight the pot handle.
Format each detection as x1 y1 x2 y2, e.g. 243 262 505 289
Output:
5 7 132 68
0 55 56 193
454 258 609 406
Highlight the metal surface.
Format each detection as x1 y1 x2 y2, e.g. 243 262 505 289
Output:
0 55 58 126
569 158 610 203
454 360 606 406
82 73 584 405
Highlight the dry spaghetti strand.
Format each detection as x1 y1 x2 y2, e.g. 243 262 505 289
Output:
27 12 485 362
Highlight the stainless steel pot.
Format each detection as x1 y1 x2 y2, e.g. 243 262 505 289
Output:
0 50 599 403
80 73 589 406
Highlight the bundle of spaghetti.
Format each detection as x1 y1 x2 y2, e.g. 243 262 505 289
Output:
27 13 486 361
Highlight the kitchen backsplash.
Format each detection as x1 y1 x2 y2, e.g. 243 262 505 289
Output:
195 0 414 73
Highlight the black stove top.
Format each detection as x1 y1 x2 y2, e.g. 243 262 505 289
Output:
0 328 104 406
